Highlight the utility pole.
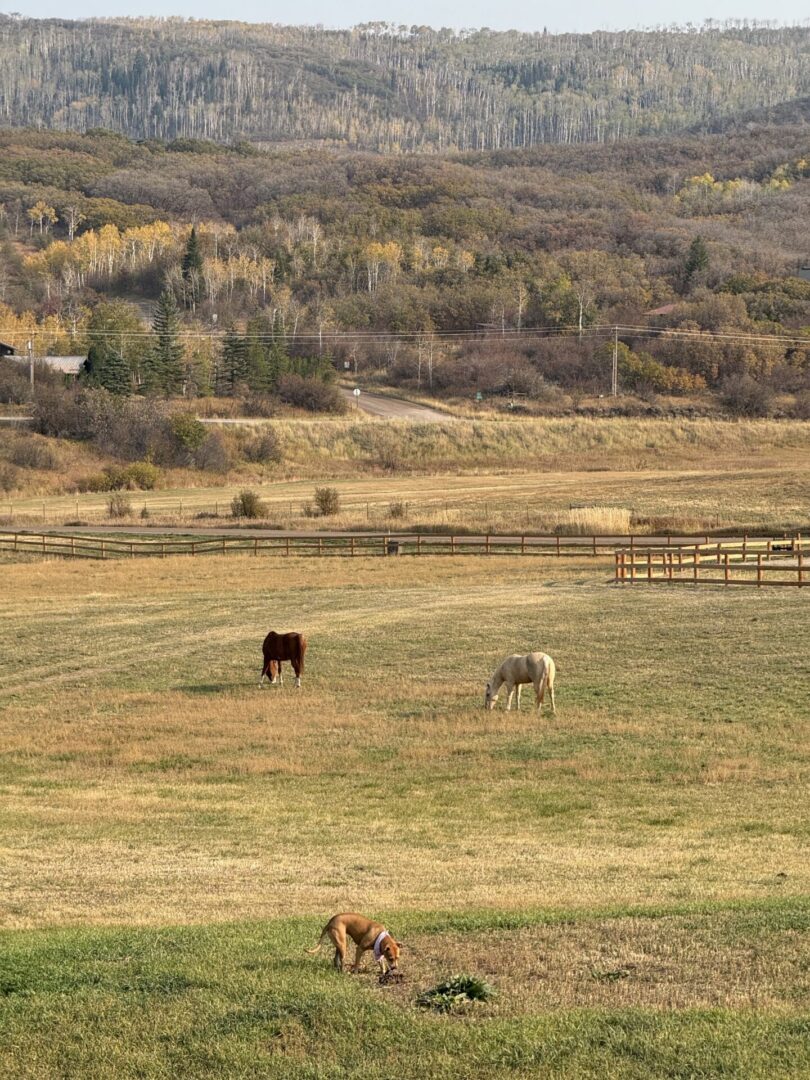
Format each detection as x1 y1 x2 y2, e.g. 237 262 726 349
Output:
210 313 218 393
611 326 619 397
27 339 34 390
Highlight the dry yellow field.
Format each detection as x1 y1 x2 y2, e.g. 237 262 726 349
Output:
3 415 810 535
2 552 810 1078
2 553 808 929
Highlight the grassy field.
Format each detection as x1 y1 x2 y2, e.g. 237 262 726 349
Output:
4 461 810 536
3 416 810 535
1 553 809 1077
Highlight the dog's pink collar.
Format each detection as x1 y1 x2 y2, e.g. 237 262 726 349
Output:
373 929 388 961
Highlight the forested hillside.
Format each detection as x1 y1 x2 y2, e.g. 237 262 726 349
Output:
1 17 809 151
1 116 808 414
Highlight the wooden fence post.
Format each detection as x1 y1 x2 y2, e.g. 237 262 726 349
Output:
647 550 652 583
799 548 804 588
724 553 730 584
556 535 561 556
254 538 258 556
693 546 699 584
521 534 526 555
592 534 597 556
757 552 762 588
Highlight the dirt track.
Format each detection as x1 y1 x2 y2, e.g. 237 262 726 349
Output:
339 389 451 421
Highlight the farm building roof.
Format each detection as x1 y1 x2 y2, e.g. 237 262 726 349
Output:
0 341 15 356
3 354 86 374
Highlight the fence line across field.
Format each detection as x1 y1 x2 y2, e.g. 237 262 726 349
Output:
1 530 807 564
4 496 636 525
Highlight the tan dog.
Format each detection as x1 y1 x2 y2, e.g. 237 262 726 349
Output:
308 912 401 973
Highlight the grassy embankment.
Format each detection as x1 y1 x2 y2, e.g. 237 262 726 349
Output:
2 416 810 534
1 554 809 1077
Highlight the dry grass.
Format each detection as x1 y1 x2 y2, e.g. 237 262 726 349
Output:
4 460 810 534
1 554 809 931
396 908 810 1012
3 416 810 537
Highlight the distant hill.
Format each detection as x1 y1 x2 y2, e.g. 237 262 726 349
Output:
0 17 809 152
695 95 810 134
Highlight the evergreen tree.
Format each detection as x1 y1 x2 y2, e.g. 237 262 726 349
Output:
265 311 290 391
245 315 274 393
82 300 145 395
218 327 248 396
181 226 204 310
84 344 132 395
684 236 709 287
146 288 185 395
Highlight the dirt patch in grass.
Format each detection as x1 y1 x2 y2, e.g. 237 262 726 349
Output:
395 908 810 1013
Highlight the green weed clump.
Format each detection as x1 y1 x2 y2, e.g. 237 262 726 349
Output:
79 461 161 492
230 489 266 519
417 974 495 1012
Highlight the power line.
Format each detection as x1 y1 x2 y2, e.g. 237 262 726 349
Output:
2 323 808 347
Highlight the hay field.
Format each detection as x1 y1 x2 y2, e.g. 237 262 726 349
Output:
1 555 809 1078
3 415 810 535
5 459 810 535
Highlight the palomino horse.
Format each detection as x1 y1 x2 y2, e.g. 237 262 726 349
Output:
260 631 307 688
484 652 556 712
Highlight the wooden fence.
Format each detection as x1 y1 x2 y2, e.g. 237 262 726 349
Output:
615 537 807 588
2 532 807 580
0 529 759 561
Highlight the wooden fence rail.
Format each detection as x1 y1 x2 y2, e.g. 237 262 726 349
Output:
0 530 731 560
615 541 806 588
0 530 632 560
1 531 806 579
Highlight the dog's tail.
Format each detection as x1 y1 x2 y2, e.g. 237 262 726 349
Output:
306 926 328 954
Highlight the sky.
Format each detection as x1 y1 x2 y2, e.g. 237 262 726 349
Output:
8 1 810 33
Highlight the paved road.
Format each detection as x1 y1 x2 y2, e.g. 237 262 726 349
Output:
340 389 451 421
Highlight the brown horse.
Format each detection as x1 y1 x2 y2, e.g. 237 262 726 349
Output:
260 631 307 688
